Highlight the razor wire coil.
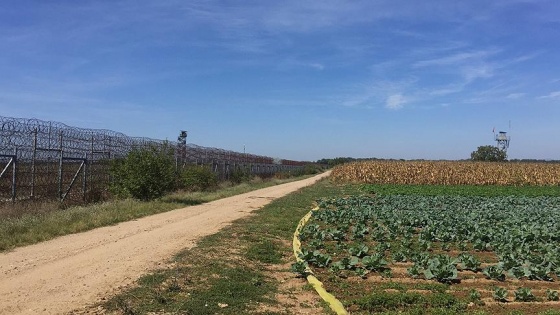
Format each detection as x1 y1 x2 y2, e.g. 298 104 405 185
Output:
0 115 303 204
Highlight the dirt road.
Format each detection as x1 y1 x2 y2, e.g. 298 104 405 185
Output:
0 172 330 315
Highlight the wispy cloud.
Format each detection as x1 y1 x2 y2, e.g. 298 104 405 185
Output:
460 79 526 104
511 52 541 63
409 46 544 100
309 63 325 70
428 84 466 96
413 49 500 68
462 64 495 82
538 91 560 99
408 41 470 57
342 92 377 108
275 58 326 72
410 48 506 88
506 93 526 99
385 94 407 110
340 77 417 110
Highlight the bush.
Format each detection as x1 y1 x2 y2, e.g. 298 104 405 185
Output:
302 164 323 175
110 144 177 200
274 171 292 179
181 165 218 191
230 167 251 184
274 164 323 179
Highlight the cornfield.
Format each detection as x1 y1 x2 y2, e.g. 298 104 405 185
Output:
330 161 560 186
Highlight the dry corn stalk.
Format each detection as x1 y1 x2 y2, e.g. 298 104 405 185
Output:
330 161 560 186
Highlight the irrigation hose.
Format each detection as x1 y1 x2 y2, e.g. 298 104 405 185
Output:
293 207 349 315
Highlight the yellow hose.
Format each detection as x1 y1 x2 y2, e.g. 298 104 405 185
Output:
292 207 348 315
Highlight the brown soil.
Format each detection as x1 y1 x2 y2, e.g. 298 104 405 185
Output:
319 267 560 314
0 172 330 315
259 259 325 315
310 250 560 314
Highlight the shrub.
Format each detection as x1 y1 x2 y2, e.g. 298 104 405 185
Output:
110 144 177 200
181 165 218 191
302 163 323 175
229 167 251 184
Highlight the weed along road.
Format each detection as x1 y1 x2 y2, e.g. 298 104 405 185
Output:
0 172 331 315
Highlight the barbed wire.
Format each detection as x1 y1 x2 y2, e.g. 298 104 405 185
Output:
0 115 304 203
1 116 165 161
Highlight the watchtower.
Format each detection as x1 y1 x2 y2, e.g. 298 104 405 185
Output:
495 131 510 153
176 130 188 167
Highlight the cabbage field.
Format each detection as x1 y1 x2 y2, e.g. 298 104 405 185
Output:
293 161 560 314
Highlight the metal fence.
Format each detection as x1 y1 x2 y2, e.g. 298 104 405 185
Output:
0 115 303 203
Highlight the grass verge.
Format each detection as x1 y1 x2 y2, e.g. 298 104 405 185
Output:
0 176 312 252
98 178 357 314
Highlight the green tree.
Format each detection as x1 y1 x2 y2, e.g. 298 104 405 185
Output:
470 145 507 162
110 144 177 200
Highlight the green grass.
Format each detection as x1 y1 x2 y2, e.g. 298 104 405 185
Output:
0 175 312 252
374 282 448 294
101 178 358 314
352 291 465 313
179 267 273 314
245 238 283 264
372 309 490 315
109 264 274 315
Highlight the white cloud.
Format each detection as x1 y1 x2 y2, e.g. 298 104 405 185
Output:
340 78 417 109
428 85 465 96
309 63 325 70
511 52 540 63
413 50 499 68
385 94 406 110
276 59 326 72
412 49 500 86
538 91 560 99
342 92 376 107
462 64 495 82
506 93 526 99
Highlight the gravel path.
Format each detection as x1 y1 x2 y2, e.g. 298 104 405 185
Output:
0 172 330 314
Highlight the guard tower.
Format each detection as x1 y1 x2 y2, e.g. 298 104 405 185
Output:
495 131 510 153
176 130 188 167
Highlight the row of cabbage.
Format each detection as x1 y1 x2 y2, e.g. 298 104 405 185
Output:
295 195 560 284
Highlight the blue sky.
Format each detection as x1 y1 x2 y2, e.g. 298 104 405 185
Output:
1 1 559 161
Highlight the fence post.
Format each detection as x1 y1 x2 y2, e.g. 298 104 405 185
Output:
12 148 17 202
108 136 112 159
90 135 95 200
107 136 111 185
58 131 63 201
30 128 37 199
83 152 87 201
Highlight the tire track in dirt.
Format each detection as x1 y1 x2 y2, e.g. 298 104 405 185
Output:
0 172 330 315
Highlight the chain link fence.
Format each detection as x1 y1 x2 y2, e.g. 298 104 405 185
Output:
1 115 303 203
